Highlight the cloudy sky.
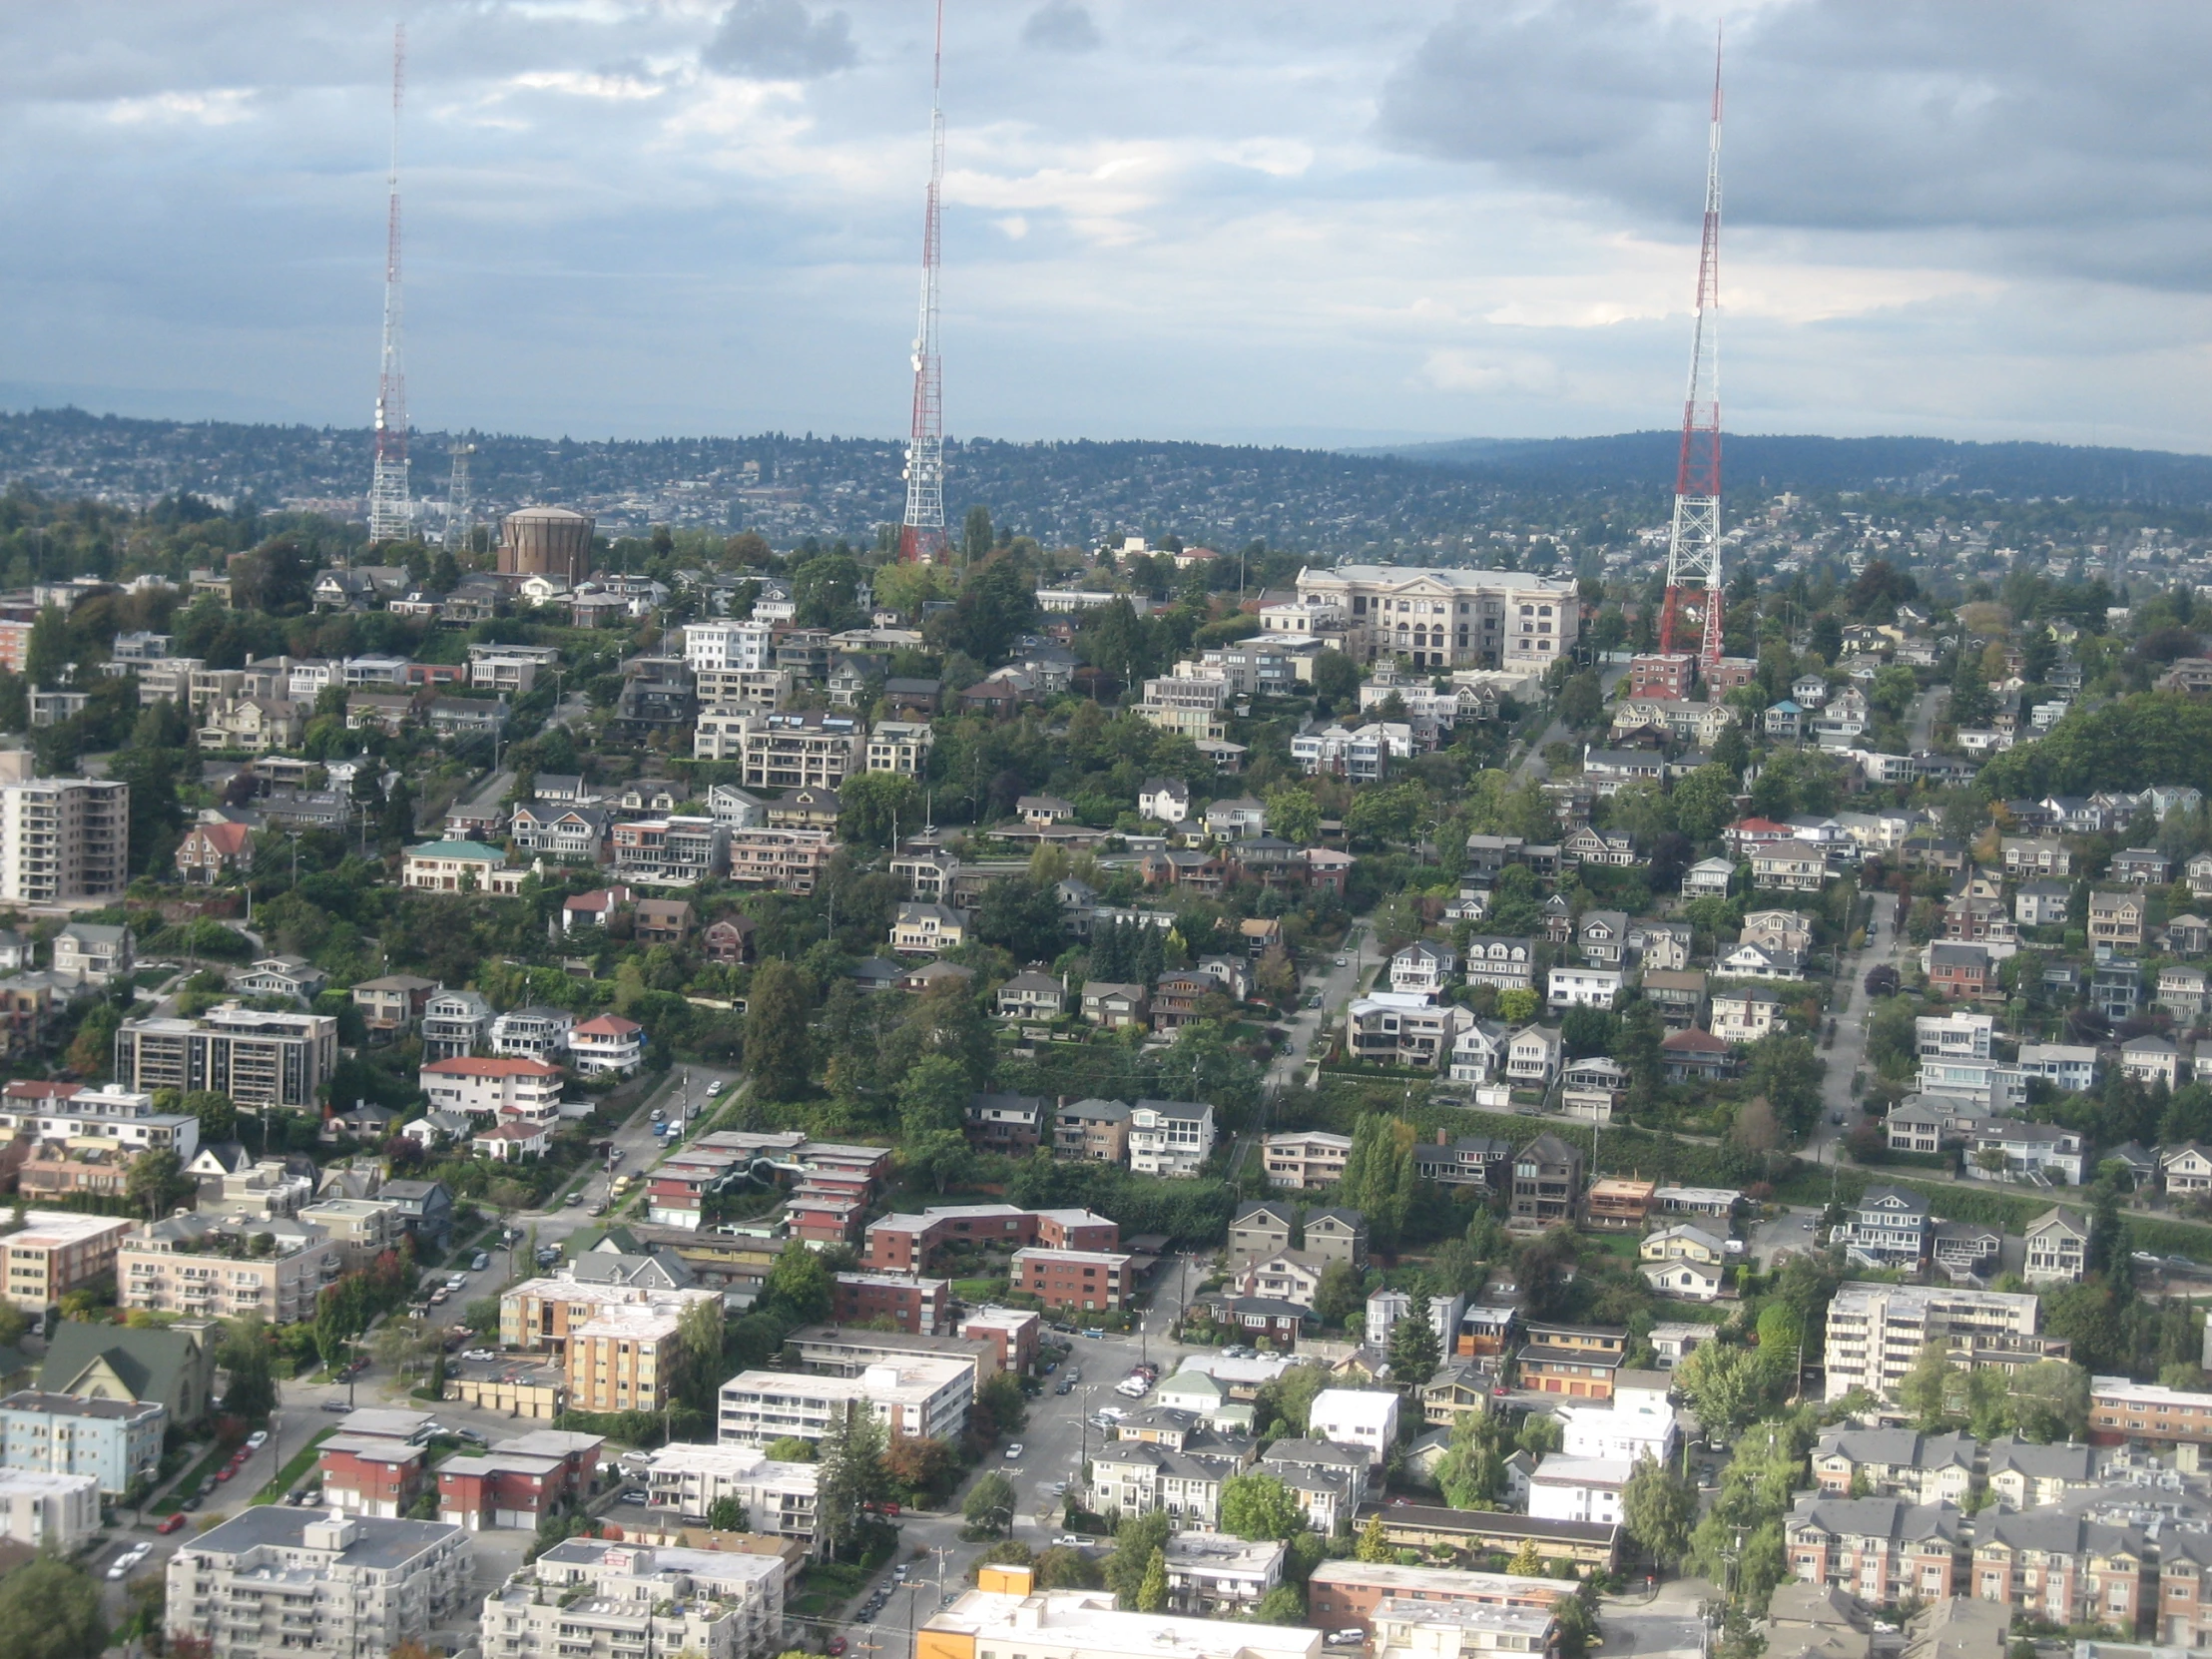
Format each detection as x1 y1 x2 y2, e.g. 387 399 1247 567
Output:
7 0 2212 451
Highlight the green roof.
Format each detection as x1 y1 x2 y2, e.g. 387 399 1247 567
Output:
406 840 505 860
41 1321 213 1422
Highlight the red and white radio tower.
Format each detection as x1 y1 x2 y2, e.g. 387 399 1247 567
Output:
366 23 411 545
897 0 948 564
1657 36 1725 672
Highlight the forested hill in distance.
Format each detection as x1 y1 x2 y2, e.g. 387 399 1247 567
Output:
1356 431 2212 506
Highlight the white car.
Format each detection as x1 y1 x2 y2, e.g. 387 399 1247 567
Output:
107 1544 150 1581
1051 1534 1090 1549
246 1430 269 1450
707 1081 724 1095
1004 1443 1025 1460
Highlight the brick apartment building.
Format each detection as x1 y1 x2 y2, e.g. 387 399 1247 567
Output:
1307 1562 1581 1638
1010 1247 1136 1312
317 1435 430 1518
1969 1511 2147 1628
831 1273 950 1336
959 1308 1042 1376
860 1203 1118 1273
435 1429 603 1532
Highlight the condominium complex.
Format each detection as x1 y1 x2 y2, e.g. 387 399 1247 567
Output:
482 1537 787 1659
113 1003 339 1109
718 1359 973 1446
1294 565 1582 672
1822 1283 2043 1401
643 1441 822 1553
118 1213 340 1326
167 1509 472 1659
705 709 862 789
0 774 130 903
723 828 834 894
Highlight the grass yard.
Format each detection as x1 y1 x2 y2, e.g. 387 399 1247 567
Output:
1576 1231 1640 1261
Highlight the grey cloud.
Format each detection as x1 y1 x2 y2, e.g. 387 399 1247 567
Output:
1378 0 2212 288
1023 1 1102 54
702 0 857 81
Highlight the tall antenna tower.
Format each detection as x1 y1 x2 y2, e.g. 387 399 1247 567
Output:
366 24 412 545
897 0 948 565
444 441 475 554
1657 35 1725 672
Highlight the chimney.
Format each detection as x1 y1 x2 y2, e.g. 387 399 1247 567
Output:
1435 1128 1447 1146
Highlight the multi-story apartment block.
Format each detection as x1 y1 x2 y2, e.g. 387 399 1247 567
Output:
682 618 776 673
490 1006 573 1062
712 709 863 790
1514 1323 1627 1400
1263 1131 1353 1189
1011 1247 1135 1311
1161 1532 1287 1618
1784 1494 1962 1607
1307 1562 1578 1638
483 1536 785 1659
0 1468 102 1551
0 1211 133 1312
418 1056 563 1121
1983 1437 2097 1510
0 1391 163 1494
0 1081 197 1162
1811 1428 1974 1504
113 1003 338 1109
1294 565 1581 671
1823 1283 2042 1402
564 1304 685 1414
119 1213 339 1326
860 1203 1117 1273
1136 677 1229 743
400 838 508 892
717 1359 973 1446
610 817 729 886
722 827 833 894
1969 1511 2147 1628
0 775 129 903
419 988 493 1061
866 719 934 775
831 1272 950 1335
642 1441 822 1551
168 1510 472 1658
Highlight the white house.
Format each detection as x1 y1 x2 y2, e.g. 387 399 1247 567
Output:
1308 1388 1399 1467
1527 1455 1630 1524
1547 966 1624 1011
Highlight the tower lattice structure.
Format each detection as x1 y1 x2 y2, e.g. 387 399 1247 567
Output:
897 0 948 564
1658 41 1726 673
367 24 411 545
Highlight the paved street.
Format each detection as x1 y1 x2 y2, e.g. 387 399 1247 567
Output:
1805 888 1902 1166
1599 1575 1715 1659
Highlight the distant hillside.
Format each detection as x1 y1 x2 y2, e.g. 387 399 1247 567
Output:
1357 431 2212 506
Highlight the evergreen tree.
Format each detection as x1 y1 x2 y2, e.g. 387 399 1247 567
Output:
1387 1310 1441 1388
816 1399 887 1556
1136 1547 1168 1612
745 960 815 1101
1355 1512 1392 1562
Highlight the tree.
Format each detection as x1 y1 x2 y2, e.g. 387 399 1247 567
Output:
972 1371 1029 1442
1673 1341 1770 1443
1106 1511 1173 1607
1898 1341 1959 1429
817 1398 888 1554
963 1470 1018 1535
745 960 814 1101
219 1314 276 1418
897 1054 972 1138
1505 1539 1544 1577
1264 786 1322 844
125 1148 188 1222
1496 987 1540 1025
2006 1361 2091 1442
673 1297 726 1414
1621 1452 1697 1568
765 1437 817 1462
1248 1586 1306 1625
181 1089 237 1143
976 875 1069 964
1218 1471 1305 1541
1386 1312 1440 1389
1313 1260 1365 1331
906 1129 976 1195
1311 650 1360 707
706 1495 750 1531
764 1246 833 1322
0 1556 109 1659
838 771 923 850
1355 1511 1392 1562
1136 1547 1169 1613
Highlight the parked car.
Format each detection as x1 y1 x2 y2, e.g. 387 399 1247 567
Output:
707 1080 724 1095
1004 1443 1024 1460
471 1253 490 1272
1051 1534 1089 1548
246 1429 269 1450
320 1401 352 1413
1055 1380 1073 1395
214 1466 236 1483
107 1544 150 1580
1327 1632 1367 1648
158 1513 188 1534
618 1490 649 1505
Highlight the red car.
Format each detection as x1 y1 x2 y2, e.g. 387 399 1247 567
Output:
828 1642 847 1657
214 1466 235 1482
158 1513 187 1534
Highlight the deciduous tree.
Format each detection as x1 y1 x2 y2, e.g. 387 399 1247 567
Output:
1218 1471 1304 1541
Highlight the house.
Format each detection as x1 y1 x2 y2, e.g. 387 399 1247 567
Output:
2159 966 2210 1022
2014 880 2071 928
2112 847 2173 885
2088 890 2147 951
1578 909 1630 967
52 924 132 985
1640 969 1707 1030
1505 1024 1561 1087
1682 857 1738 898
1548 966 1623 1010
1138 779 1190 823
568 1014 644 1076
2170 913 2212 957
2023 1209 2088 1284
175 821 254 882
890 902 968 955
1661 1028 1732 1082
1081 981 1149 1029
2120 1035 2180 1089
1229 1201 1296 1265
994 969 1063 1020
1515 1323 1627 1399
1389 942 1457 996
703 915 756 964
1461 936 1536 991
1711 988 1783 1044
633 899 693 943
1966 1120 2085 1186
1263 1132 1354 1191
1836 1187 1931 1271
2162 1143 2212 1197
1927 942 1994 1001
1509 1133 1581 1228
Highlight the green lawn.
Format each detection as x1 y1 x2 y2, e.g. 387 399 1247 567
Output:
151 1439 237 1517
252 1427 336 1506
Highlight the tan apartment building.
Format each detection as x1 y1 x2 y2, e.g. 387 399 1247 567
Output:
1263 1130 1353 1189
710 709 863 790
565 1304 683 1414
118 1214 338 1325
1 1211 134 1313
294 1198 402 1269
500 1276 721 1359
112 1003 338 1110
0 773 130 904
723 828 833 895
